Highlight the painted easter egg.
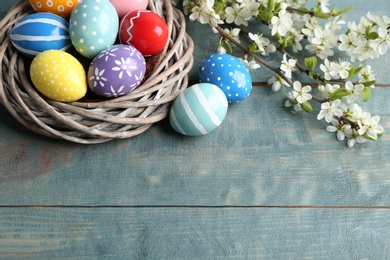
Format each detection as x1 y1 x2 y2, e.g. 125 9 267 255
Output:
69 0 119 58
10 13 71 58
169 83 228 136
199 53 252 103
119 10 169 56
29 0 80 19
30 50 87 102
110 0 148 18
87 44 146 97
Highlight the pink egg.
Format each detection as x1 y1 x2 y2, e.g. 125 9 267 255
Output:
110 0 148 18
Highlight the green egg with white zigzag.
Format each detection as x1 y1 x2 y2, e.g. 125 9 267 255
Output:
169 83 228 136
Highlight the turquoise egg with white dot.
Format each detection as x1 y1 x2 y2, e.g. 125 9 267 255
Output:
199 53 252 103
169 83 228 136
69 0 119 58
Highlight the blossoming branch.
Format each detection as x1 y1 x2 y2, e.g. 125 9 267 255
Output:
180 0 386 147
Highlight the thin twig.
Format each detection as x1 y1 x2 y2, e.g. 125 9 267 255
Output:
214 25 328 103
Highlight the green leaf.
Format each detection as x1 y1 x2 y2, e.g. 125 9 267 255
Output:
367 32 379 40
301 101 313 113
315 12 330 19
274 2 281 11
213 1 225 14
362 80 376 87
304 56 317 72
348 65 355 78
223 41 233 53
353 65 363 76
362 87 371 102
313 7 329 19
289 98 299 106
267 0 275 11
363 132 377 142
313 7 320 14
261 10 274 21
333 6 353 17
329 88 350 100
348 65 364 78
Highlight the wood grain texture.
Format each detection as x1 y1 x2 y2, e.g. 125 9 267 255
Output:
1 207 390 259
1 0 390 258
1 87 389 206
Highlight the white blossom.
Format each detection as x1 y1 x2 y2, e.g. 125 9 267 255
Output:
225 3 252 26
317 99 344 123
353 40 379 61
345 129 367 147
326 119 351 141
248 33 276 55
291 81 312 104
345 81 364 103
302 14 321 36
318 0 330 13
288 29 304 52
370 27 390 55
344 103 363 119
240 58 261 71
270 9 293 37
306 27 338 59
338 32 357 55
325 17 346 32
223 28 241 43
268 76 289 92
285 0 307 8
331 60 351 79
189 0 223 27
320 58 337 80
318 83 340 95
285 91 302 112
357 114 385 140
358 65 376 87
280 54 297 78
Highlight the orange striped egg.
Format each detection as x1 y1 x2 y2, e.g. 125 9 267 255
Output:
29 0 80 19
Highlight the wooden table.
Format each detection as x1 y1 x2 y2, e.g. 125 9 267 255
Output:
1 0 390 258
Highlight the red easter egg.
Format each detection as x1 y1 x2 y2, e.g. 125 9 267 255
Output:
119 10 169 56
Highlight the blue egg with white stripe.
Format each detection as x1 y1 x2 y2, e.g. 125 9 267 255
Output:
199 53 252 103
10 13 71 58
169 83 228 136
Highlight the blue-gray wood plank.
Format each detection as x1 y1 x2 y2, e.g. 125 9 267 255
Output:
1 208 390 259
1 0 390 258
1 87 390 206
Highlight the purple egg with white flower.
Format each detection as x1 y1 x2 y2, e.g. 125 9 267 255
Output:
87 44 146 97
199 53 252 103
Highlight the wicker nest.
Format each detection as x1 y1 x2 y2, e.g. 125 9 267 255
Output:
0 0 194 144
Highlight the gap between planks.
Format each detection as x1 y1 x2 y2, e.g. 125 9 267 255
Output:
2 205 390 209
188 80 390 88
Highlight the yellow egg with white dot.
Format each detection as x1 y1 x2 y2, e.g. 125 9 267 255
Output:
30 50 87 102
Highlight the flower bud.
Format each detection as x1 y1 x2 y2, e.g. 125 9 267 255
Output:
217 46 226 54
301 101 313 113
